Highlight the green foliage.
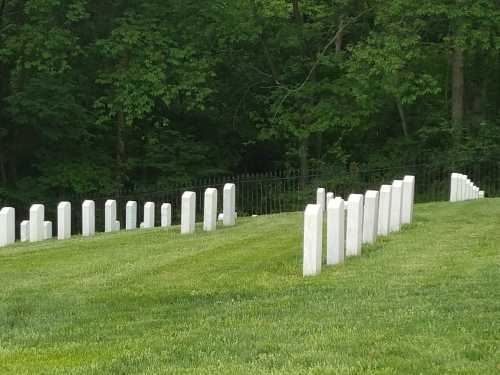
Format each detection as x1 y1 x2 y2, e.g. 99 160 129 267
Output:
0 0 499 203
94 9 214 126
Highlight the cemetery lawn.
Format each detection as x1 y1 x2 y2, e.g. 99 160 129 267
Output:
1 200 499 374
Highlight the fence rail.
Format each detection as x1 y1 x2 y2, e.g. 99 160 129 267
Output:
2 156 500 237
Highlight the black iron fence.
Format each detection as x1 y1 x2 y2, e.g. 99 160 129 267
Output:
3 156 500 237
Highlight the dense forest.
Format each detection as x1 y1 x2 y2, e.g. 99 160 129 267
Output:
0 0 499 203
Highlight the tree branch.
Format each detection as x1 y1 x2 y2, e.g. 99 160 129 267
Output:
272 7 373 121
396 98 409 138
0 0 6 29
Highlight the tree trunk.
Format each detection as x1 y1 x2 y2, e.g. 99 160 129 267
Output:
481 76 487 120
116 110 125 165
251 0 280 85
292 0 317 172
298 137 309 189
0 156 6 186
396 99 409 138
336 19 344 54
116 54 129 170
313 133 322 161
451 47 464 142
292 0 303 25
8 156 16 186
262 42 280 85
0 0 6 27
115 110 126 190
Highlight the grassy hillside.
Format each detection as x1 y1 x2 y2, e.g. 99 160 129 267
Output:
0 200 499 374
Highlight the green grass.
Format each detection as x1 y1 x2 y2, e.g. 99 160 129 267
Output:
0 199 499 374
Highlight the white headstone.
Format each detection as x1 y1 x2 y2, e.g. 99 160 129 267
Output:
140 222 144 229
82 200 95 237
303 204 323 277
218 213 224 221
464 180 468 200
316 188 326 213
20 220 30 242
346 194 364 257
181 191 196 234
203 188 217 232
43 221 52 240
57 201 71 240
161 203 172 228
143 202 155 229
479 190 485 199
223 183 236 226
390 180 403 232
401 175 415 224
126 201 137 230
450 173 459 202
114 220 120 231
460 175 467 201
105 200 117 233
29 204 45 242
463 176 469 200
232 187 236 218
327 197 345 266
326 192 334 209
378 185 392 236
0 207 15 247
363 190 379 245
457 174 463 201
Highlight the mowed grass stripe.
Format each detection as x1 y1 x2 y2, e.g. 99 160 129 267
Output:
0 200 499 374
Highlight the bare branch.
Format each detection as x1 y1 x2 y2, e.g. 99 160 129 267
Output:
272 7 373 122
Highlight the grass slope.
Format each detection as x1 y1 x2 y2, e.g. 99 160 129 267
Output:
0 200 499 374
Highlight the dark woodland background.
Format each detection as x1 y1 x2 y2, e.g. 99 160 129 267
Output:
0 0 499 204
